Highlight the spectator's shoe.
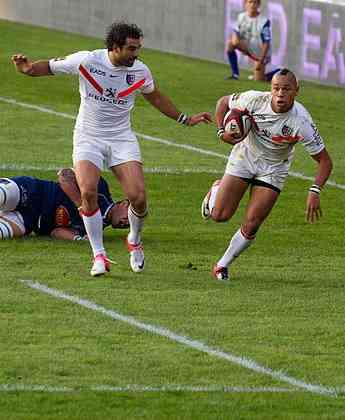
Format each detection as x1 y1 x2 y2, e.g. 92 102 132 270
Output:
212 264 229 281
224 74 239 80
90 254 110 277
126 237 145 273
201 179 221 220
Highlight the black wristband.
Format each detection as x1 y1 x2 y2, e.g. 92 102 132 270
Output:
309 184 321 195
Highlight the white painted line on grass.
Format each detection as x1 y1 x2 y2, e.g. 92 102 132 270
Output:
20 279 337 397
92 385 297 393
0 163 223 175
0 383 299 393
1 96 344 190
137 131 227 160
0 384 73 392
0 96 76 120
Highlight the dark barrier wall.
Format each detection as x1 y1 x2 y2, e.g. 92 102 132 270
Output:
2 0 345 86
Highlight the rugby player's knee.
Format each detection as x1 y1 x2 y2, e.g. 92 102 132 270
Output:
211 208 231 223
230 38 240 49
0 179 20 211
80 188 98 205
242 217 261 237
128 190 147 213
227 41 235 52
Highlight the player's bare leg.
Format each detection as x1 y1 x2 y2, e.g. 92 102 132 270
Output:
112 161 147 273
254 61 266 81
202 175 248 221
242 185 279 237
232 37 252 58
215 184 279 280
229 36 263 81
211 175 249 222
75 160 109 276
202 175 248 280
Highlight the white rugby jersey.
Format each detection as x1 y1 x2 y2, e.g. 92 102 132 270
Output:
228 90 325 163
49 49 155 142
235 12 271 62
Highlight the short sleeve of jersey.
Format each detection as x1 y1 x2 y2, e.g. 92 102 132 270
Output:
228 90 261 113
261 19 271 43
141 65 155 94
298 117 325 156
49 51 90 75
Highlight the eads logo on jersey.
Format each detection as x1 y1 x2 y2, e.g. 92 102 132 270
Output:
90 67 106 77
126 74 135 85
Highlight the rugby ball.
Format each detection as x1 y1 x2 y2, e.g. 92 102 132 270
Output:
223 108 253 142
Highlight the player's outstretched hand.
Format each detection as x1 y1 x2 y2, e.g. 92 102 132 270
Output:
188 112 212 126
306 192 322 223
11 54 31 73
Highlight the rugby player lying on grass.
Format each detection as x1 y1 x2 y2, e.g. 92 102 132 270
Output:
0 168 129 240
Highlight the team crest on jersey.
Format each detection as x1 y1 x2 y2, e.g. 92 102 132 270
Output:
126 74 135 85
55 206 71 227
282 124 293 136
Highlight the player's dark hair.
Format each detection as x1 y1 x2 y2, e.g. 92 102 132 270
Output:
105 21 143 51
274 68 299 87
277 68 292 76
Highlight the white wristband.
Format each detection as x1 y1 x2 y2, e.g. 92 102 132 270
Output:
217 127 225 138
177 113 189 125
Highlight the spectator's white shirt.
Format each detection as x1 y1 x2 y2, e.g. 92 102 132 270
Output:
49 49 154 142
235 12 272 62
229 90 325 163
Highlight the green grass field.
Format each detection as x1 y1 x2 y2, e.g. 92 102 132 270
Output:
1 19 345 419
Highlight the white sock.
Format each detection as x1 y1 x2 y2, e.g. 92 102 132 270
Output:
208 183 219 215
81 208 105 257
127 205 147 245
217 228 254 268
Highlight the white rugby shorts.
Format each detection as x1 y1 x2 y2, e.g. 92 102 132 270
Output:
0 211 26 235
225 142 290 191
73 133 142 170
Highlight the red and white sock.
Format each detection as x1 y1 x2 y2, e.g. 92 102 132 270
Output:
81 208 105 257
217 227 255 268
127 205 147 245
